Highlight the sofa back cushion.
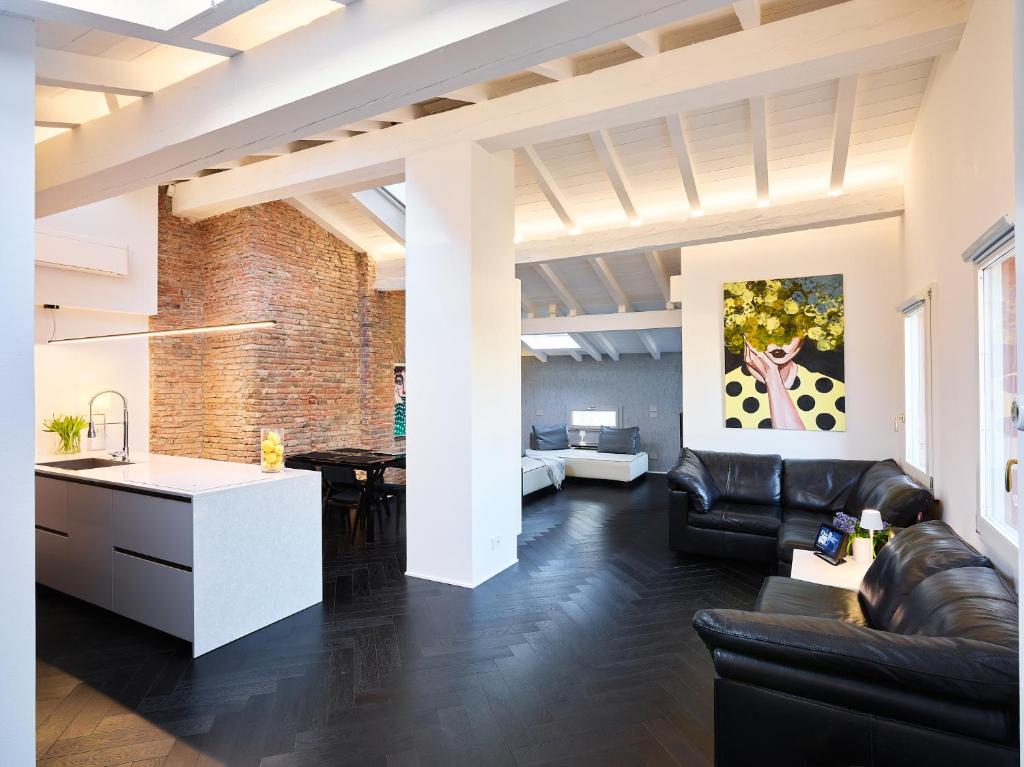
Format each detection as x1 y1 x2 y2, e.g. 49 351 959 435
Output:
667 448 720 512
530 423 569 451
843 459 932 527
781 458 874 512
859 520 992 630
695 450 782 506
597 425 639 455
888 567 1018 650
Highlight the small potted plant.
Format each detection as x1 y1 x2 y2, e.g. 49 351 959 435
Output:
43 414 89 455
833 511 891 562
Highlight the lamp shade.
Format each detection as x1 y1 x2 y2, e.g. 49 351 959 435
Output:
860 508 885 532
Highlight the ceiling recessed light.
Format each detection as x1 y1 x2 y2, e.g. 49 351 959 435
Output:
690 208 705 218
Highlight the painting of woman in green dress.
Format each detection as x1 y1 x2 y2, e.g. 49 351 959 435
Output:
394 364 406 438
722 275 845 431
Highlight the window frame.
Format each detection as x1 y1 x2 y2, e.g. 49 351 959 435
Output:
975 236 1019 555
567 406 621 444
898 288 933 486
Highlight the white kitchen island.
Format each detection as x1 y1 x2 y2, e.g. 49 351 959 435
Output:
34 452 321 657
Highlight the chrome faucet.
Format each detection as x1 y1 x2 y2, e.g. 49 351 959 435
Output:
87 390 129 462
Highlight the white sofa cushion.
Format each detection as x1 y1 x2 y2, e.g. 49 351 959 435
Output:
541 448 648 482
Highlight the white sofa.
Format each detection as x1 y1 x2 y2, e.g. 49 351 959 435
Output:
522 456 554 496
522 449 649 495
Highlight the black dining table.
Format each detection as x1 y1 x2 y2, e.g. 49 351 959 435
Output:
287 448 404 541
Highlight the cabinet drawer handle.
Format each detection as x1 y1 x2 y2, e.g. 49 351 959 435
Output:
114 547 192 573
35 524 68 538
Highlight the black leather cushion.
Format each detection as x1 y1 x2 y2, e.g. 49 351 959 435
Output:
844 458 932 526
889 567 1018 649
776 509 831 564
755 576 868 626
689 502 781 536
782 458 874 512
666 448 720 512
694 450 782 505
859 520 992 630
597 425 639 455
530 423 568 450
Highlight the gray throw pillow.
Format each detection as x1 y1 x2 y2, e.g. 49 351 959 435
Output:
531 423 569 450
597 425 639 455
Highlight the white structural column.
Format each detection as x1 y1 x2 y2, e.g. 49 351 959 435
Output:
405 143 520 588
0 15 36 765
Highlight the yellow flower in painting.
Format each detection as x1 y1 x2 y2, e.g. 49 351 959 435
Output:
724 298 736 310
807 326 825 341
762 316 780 332
728 282 746 297
784 299 799 315
742 289 754 304
829 320 844 335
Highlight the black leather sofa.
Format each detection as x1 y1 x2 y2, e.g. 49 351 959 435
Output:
667 449 933 573
693 521 1020 766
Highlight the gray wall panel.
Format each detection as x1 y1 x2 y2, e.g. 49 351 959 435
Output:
521 353 682 472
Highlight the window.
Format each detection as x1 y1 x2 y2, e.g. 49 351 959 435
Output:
899 291 931 478
977 237 1018 545
569 408 619 429
380 182 406 208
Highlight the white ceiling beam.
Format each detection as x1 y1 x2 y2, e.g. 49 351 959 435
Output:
40 0 730 216
592 332 620 361
589 256 632 312
516 185 904 263
0 0 241 56
638 330 661 360
168 0 276 39
522 308 680 335
645 250 674 307
350 188 406 244
665 113 702 216
749 95 770 206
529 57 576 81
523 341 548 362
521 145 578 233
169 0 965 221
443 84 491 103
342 120 390 133
35 48 157 96
522 296 538 318
829 75 859 196
569 334 603 362
590 129 641 224
623 31 661 57
287 196 366 255
374 105 425 124
568 350 584 362
534 263 584 316
732 0 761 29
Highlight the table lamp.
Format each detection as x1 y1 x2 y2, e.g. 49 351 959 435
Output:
860 509 885 559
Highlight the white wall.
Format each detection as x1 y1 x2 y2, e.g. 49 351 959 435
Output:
36 187 158 315
34 308 150 456
0 15 38 765
681 217 904 461
903 0 1014 571
33 188 157 457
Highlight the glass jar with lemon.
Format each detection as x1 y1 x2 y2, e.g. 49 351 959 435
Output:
260 428 285 473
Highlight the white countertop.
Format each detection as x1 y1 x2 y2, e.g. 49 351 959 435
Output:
35 451 316 497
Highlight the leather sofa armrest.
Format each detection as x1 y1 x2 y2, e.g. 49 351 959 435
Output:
693 608 1018 705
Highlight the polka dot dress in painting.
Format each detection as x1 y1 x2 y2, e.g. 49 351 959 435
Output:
724 363 846 431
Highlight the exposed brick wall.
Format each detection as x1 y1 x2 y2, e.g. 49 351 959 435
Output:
151 193 405 463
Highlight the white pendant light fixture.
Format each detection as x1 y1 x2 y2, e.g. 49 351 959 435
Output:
48 319 277 345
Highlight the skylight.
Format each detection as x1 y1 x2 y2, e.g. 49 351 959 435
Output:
381 183 406 208
521 334 580 351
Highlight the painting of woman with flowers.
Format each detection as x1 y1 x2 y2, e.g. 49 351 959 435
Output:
722 274 845 431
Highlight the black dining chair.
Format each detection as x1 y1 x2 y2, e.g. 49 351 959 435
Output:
375 456 406 535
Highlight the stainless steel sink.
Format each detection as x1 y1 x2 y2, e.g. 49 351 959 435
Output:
37 458 132 471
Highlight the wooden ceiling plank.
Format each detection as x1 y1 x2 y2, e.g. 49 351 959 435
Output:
535 263 585 316
749 94 770 205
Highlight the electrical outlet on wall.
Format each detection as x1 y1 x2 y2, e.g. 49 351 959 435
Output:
536 410 543 417
649 405 658 418
491 536 501 551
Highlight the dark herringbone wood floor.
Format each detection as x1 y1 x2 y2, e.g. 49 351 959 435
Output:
36 476 768 767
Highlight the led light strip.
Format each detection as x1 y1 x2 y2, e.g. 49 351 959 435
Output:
48 320 277 345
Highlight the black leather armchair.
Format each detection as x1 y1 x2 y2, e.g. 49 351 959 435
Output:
694 521 1019 766
667 449 933 571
